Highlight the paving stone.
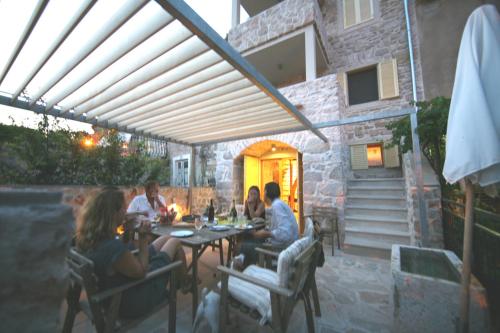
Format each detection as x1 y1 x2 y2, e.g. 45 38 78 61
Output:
358 291 389 305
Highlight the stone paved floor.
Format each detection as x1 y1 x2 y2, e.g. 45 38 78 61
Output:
63 244 393 333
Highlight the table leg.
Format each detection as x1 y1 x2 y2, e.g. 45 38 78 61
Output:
218 239 224 266
192 246 199 321
226 237 233 267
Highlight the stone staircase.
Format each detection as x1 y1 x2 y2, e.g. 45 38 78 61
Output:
343 178 410 259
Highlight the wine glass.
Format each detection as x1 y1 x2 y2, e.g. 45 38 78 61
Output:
194 218 203 231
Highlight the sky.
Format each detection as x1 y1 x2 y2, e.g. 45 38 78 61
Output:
0 0 248 134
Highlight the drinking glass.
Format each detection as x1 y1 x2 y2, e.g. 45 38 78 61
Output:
194 218 203 231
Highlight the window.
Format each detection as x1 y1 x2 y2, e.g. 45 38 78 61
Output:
350 143 400 170
347 66 378 106
343 0 374 28
174 158 189 187
338 58 399 106
367 143 383 167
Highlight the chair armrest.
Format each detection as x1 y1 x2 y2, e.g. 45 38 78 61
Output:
255 247 280 258
217 265 293 298
91 261 182 303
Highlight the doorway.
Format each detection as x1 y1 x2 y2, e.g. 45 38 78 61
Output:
240 140 303 231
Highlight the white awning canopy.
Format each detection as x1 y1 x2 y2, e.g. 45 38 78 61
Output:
0 0 327 146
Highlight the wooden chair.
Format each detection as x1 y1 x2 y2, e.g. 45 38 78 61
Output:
256 218 322 317
309 206 340 256
217 241 321 333
62 248 182 333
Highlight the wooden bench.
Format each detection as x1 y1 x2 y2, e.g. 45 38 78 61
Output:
62 248 182 333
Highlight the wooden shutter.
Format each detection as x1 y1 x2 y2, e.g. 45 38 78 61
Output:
378 59 399 99
359 0 373 22
383 144 400 168
344 0 356 28
350 144 368 170
337 72 348 105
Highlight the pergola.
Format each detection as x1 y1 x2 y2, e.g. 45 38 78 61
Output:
0 0 428 245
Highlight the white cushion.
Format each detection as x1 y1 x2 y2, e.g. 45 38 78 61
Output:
277 237 310 288
303 217 314 243
219 265 278 325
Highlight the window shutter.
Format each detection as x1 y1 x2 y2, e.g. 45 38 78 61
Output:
359 0 373 22
337 72 348 105
344 0 356 28
350 144 368 170
383 144 400 168
378 59 399 99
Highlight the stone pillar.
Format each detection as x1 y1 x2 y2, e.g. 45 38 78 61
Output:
0 190 74 332
232 0 241 28
305 25 317 81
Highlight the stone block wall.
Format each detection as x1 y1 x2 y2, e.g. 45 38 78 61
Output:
0 190 73 332
228 0 330 59
402 152 443 248
0 185 217 222
214 74 349 235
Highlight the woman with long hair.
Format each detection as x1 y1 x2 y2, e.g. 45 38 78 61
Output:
76 188 189 318
244 185 265 220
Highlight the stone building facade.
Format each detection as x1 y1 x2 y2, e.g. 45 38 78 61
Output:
167 0 469 251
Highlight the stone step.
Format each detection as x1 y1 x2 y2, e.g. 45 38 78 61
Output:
343 235 393 259
347 187 405 197
347 195 406 207
345 205 408 219
345 226 411 244
348 178 405 188
345 216 409 232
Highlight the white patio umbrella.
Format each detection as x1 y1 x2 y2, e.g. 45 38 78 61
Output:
443 5 500 333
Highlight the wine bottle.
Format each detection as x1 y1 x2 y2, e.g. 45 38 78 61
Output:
208 199 215 222
230 199 237 222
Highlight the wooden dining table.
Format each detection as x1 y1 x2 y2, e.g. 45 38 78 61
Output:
151 223 263 320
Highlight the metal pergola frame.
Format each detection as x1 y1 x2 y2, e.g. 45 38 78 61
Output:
0 0 327 146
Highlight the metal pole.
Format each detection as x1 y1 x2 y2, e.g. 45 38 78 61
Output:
188 146 196 214
403 0 429 246
459 179 474 333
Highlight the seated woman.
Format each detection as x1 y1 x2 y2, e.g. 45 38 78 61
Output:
244 186 266 220
75 188 189 318
236 182 299 268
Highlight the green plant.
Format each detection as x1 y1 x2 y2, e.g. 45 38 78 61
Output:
0 118 170 186
386 96 450 184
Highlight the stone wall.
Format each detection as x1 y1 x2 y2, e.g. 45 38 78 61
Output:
168 142 217 187
214 74 348 235
228 0 330 59
0 190 73 332
402 152 443 248
0 185 217 221
319 0 424 158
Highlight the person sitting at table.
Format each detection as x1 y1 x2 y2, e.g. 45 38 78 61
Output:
236 181 299 268
127 180 166 220
244 185 266 220
76 188 191 318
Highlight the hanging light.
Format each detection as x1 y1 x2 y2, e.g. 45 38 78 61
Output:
271 144 277 152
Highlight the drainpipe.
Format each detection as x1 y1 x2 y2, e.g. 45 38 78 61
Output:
403 0 429 247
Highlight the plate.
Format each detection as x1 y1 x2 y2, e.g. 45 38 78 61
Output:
236 225 253 230
209 225 230 231
170 230 194 238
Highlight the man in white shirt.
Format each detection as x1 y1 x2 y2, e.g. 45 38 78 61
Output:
236 182 299 268
127 181 166 220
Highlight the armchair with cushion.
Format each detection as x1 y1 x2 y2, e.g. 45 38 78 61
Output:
217 238 321 333
62 248 182 333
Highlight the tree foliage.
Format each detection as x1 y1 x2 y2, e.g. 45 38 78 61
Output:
0 116 170 186
386 96 450 186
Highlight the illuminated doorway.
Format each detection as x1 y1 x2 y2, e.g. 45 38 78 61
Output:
240 141 303 231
